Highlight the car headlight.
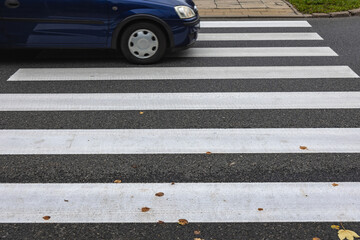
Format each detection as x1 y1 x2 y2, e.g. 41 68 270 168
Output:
174 6 196 19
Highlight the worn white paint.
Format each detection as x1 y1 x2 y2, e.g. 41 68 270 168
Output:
201 21 312 28
8 66 358 81
0 182 359 223
0 92 359 111
0 128 359 154
197 33 323 41
175 47 338 57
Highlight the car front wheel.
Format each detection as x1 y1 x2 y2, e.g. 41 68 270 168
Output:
120 22 167 64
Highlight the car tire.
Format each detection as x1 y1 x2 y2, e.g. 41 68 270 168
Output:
120 22 167 64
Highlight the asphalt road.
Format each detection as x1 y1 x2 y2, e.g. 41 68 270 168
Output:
0 17 360 239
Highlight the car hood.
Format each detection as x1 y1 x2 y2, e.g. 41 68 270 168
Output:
145 0 195 8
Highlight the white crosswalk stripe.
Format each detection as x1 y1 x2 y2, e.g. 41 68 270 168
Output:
1 128 359 154
8 66 358 81
175 47 338 57
0 92 359 111
198 33 323 41
1 182 358 223
201 20 312 28
1 20 360 226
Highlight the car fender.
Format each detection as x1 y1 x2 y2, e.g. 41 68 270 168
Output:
111 14 175 49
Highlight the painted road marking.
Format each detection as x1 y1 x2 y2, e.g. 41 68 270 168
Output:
201 21 312 28
175 47 338 57
8 66 358 81
198 33 323 41
0 92 359 111
0 182 358 223
0 128 359 154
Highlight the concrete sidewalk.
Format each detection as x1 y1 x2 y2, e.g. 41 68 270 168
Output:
195 0 301 17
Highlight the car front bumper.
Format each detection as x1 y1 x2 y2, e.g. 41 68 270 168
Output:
168 16 200 50
183 17 200 47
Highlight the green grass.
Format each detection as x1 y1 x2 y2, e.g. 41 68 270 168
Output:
287 0 360 14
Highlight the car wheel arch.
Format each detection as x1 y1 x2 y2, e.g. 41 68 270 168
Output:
111 14 174 51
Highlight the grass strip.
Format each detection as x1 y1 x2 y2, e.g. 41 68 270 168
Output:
287 0 360 14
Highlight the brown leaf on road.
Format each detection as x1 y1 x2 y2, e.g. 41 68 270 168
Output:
131 164 138 169
139 111 144 115
300 146 308 150
206 151 212 155
332 183 339 187
114 180 122 183
141 207 150 212
155 192 164 197
258 208 264 211
171 182 175 185
338 229 360 240
157 220 165 224
43 216 51 220
313 238 321 240
64 199 69 202
194 230 201 235
178 219 189 225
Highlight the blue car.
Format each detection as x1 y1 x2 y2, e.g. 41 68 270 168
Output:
0 0 200 63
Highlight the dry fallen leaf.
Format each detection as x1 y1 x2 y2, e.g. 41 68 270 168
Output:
258 208 264 211
206 151 212 155
194 230 201 235
157 220 165 224
338 229 360 240
139 112 144 115
194 238 202 240
229 162 236 166
155 192 164 197
332 183 339 187
171 182 175 185
43 216 51 220
178 219 189 225
64 199 69 202
313 238 321 240
332 225 341 230
141 207 150 212
131 164 138 169
300 146 308 150
114 180 122 183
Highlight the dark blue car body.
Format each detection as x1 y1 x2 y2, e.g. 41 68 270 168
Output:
0 0 199 51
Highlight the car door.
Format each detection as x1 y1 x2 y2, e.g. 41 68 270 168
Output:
1 0 109 47
0 6 6 46
1 0 48 47
44 0 109 47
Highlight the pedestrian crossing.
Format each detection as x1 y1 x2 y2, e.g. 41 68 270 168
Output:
8 66 358 81
197 32 324 41
1 183 359 223
1 128 359 154
200 20 312 28
176 47 338 57
1 20 360 229
1 92 359 111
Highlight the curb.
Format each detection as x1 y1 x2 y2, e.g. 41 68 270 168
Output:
282 0 303 16
198 9 305 18
309 8 360 18
198 6 360 18
199 9 360 18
